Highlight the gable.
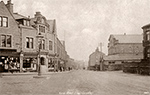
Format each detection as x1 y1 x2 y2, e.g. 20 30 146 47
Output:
0 1 20 50
0 1 18 29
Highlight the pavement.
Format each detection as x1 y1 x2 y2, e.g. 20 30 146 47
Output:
0 70 150 95
1 70 71 76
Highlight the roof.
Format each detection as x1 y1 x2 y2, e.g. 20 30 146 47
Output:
103 54 143 61
13 13 29 20
109 34 143 43
142 23 150 29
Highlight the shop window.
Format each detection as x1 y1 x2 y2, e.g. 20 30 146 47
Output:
0 16 8 27
147 54 150 58
26 37 33 49
49 40 53 50
23 58 32 68
147 48 150 53
1 35 12 47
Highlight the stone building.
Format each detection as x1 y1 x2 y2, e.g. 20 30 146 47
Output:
0 0 69 73
142 24 150 60
0 1 21 72
13 12 38 72
88 47 105 71
104 34 143 70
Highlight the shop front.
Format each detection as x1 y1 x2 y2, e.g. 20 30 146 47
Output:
0 50 20 72
48 58 55 71
23 52 38 72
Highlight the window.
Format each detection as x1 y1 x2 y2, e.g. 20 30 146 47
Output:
0 17 2 26
26 37 33 49
26 37 29 48
3 17 8 27
29 38 33 48
49 41 53 50
147 54 150 58
147 48 150 53
7 35 11 47
1 35 6 47
39 25 45 33
0 35 12 47
27 21 30 26
0 16 8 27
39 39 45 50
146 31 150 41
23 20 30 26
42 39 45 49
23 20 26 26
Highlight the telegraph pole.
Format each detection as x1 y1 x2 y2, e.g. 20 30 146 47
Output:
99 42 103 71
99 43 103 52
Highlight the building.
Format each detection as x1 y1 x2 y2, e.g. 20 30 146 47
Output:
0 0 69 73
142 24 150 60
88 47 105 71
104 34 143 70
0 1 21 72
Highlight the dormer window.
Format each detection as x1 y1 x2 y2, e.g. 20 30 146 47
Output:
23 20 30 26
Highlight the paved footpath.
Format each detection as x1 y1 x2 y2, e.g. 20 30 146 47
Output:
0 70 150 95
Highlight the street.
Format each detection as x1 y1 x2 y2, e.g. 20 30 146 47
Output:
0 70 150 95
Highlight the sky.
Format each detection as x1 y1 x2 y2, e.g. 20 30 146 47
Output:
3 0 150 61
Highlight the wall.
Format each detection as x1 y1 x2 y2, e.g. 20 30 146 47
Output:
0 1 20 52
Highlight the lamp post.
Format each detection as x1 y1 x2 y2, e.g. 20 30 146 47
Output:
36 33 44 76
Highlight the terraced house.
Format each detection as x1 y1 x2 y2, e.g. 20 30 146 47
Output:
0 0 69 73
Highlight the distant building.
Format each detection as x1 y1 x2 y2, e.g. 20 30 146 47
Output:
142 24 150 60
88 47 105 71
104 34 143 71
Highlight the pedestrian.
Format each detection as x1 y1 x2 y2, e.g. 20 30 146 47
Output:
16 62 20 69
9 61 14 74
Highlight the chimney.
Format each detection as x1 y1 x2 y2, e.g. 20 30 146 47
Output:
6 0 13 13
35 12 41 17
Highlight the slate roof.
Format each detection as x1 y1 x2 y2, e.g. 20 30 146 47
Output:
142 23 150 29
110 34 143 43
13 13 29 20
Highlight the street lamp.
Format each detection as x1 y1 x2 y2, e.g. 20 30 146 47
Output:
36 33 44 76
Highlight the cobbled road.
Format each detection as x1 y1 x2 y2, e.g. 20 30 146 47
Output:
0 70 150 95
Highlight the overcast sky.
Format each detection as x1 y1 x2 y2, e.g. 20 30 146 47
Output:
3 0 150 61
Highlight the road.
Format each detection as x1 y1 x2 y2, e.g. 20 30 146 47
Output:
0 70 150 95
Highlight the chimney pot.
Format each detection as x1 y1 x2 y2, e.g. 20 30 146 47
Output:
6 0 13 13
35 12 41 17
